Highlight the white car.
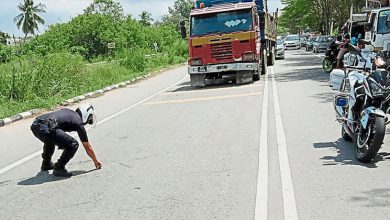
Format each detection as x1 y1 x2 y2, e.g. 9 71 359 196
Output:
284 35 301 50
276 38 285 59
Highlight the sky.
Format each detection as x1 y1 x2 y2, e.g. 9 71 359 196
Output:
0 0 283 36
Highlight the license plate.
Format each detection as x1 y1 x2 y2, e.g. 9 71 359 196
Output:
217 65 227 70
198 66 207 72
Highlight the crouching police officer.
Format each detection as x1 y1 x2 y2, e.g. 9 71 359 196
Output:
31 104 102 177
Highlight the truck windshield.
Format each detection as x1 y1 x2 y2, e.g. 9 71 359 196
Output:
191 9 253 37
378 10 390 34
285 36 299 41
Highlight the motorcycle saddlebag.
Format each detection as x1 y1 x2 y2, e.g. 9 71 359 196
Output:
329 69 347 91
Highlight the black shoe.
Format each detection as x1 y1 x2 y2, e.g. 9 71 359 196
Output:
53 163 72 177
41 161 54 171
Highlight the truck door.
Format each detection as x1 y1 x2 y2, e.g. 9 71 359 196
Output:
365 12 377 50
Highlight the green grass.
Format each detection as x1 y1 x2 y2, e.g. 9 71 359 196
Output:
0 52 187 119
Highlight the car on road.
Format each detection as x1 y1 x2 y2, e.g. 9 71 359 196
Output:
312 36 333 53
305 37 316 51
276 38 285 59
284 35 301 50
300 37 307 47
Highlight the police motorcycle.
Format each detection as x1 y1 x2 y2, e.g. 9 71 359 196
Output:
374 50 390 115
329 44 389 162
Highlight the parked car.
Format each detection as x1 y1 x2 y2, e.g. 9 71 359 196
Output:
313 36 333 53
300 37 307 47
305 37 316 51
276 38 285 59
284 35 301 50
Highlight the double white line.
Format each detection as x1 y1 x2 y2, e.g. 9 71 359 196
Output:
255 67 299 220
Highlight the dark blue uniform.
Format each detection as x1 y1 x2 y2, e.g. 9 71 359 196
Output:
31 109 88 167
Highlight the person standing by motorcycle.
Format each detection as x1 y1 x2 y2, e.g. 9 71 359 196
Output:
31 104 102 177
336 34 351 69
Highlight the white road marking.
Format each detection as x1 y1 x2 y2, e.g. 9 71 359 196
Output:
255 73 269 220
271 67 299 220
0 74 188 176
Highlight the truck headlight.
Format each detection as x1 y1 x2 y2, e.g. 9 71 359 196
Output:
242 52 255 62
190 59 203 66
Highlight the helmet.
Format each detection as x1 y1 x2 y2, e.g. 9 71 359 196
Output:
76 104 97 127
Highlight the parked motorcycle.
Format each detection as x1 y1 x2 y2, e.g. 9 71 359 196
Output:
329 44 388 162
374 51 390 115
322 41 341 73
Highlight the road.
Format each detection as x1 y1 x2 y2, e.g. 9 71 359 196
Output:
1 50 390 220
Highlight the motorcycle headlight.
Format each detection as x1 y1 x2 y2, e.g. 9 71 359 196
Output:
375 57 386 68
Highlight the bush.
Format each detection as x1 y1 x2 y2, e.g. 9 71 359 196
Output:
0 13 189 118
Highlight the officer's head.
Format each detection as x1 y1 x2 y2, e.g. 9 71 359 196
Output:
76 104 97 127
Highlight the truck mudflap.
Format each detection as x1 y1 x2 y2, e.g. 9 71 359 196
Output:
188 62 258 74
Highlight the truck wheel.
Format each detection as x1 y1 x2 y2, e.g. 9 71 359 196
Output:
268 46 275 66
254 66 260 81
261 50 268 75
190 74 206 87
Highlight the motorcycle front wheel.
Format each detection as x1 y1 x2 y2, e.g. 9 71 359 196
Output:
355 117 386 162
322 58 333 73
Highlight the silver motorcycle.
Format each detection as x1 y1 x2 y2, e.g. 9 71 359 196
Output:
329 44 389 162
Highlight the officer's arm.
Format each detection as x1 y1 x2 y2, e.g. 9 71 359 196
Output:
82 142 102 169
77 126 102 169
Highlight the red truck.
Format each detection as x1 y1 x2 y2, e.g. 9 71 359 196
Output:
181 0 277 87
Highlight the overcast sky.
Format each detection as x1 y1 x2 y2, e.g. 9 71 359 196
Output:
0 0 283 36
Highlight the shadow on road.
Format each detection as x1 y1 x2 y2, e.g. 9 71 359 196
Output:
275 50 329 83
313 139 390 168
17 169 98 186
349 188 390 207
310 92 334 103
275 66 328 83
170 79 255 93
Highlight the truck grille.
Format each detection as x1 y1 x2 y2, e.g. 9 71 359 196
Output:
211 42 233 60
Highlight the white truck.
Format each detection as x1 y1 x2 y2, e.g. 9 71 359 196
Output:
365 6 390 51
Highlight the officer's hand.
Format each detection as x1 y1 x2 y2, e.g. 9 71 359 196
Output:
94 161 102 169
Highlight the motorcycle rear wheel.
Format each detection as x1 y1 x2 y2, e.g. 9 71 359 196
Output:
355 117 385 163
322 58 333 73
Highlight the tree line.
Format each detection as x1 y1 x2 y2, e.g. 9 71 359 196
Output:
279 0 370 35
0 0 193 118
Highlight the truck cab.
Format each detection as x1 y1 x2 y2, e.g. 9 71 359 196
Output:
365 7 390 51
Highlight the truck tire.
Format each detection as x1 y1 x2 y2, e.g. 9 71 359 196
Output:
261 50 268 75
268 46 275 66
253 72 260 81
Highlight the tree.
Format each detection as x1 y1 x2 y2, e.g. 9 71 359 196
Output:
162 0 194 30
0 31 9 45
84 0 124 21
279 0 366 34
13 0 46 40
139 11 154 26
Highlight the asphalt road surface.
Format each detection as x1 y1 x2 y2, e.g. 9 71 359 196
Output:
1 50 390 220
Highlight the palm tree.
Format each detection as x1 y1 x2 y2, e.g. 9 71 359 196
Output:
13 0 46 40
